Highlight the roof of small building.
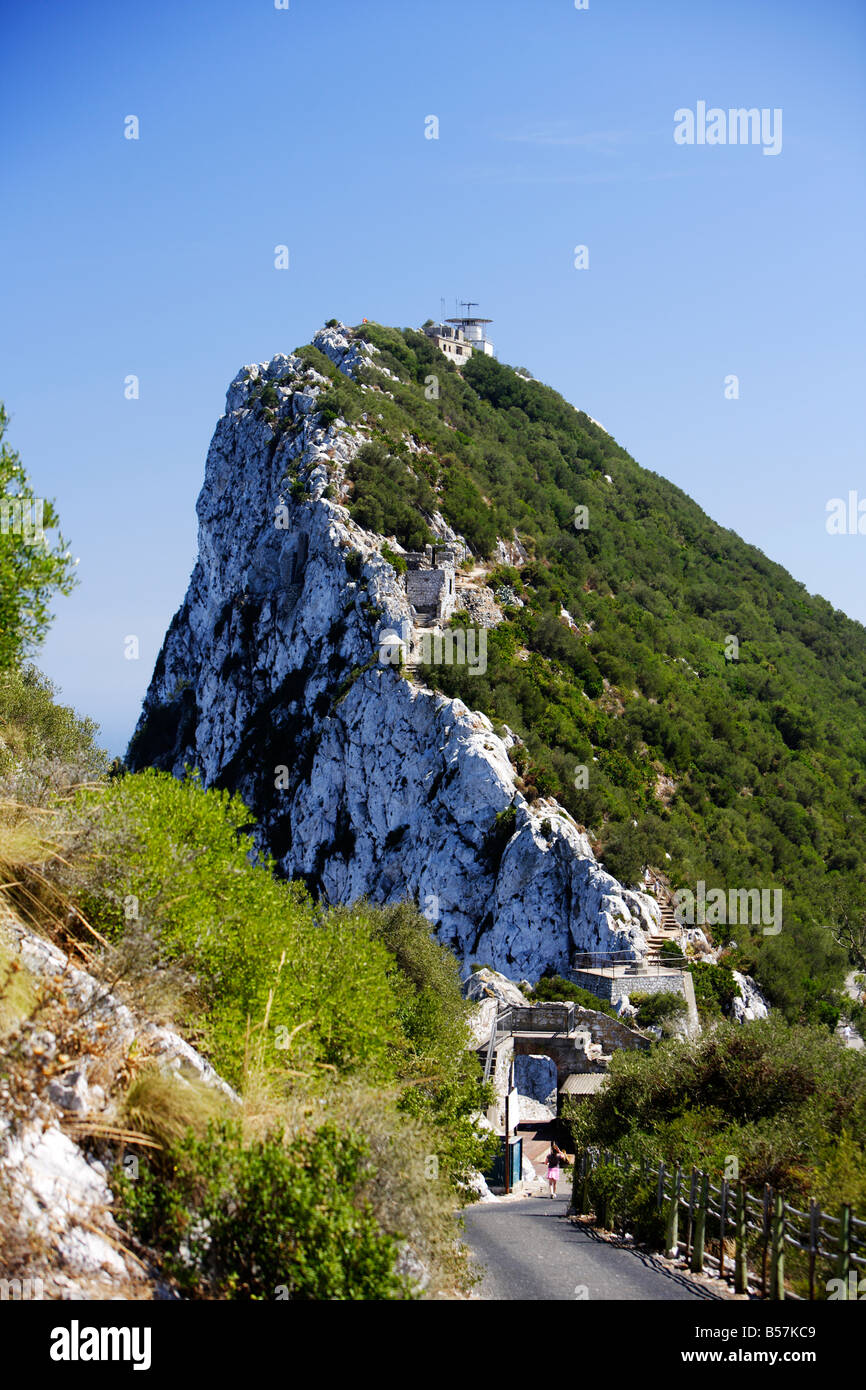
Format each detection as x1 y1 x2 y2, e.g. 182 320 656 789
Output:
560 1073 607 1096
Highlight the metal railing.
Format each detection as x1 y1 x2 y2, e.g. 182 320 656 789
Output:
510 1003 576 1034
572 1147 866 1300
571 950 689 977
483 1006 513 1081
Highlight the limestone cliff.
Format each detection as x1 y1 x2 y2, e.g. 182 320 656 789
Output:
127 324 659 979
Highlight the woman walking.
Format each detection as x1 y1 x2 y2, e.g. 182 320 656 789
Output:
545 1140 565 1199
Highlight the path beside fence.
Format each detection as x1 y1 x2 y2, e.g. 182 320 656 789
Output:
572 1148 865 1300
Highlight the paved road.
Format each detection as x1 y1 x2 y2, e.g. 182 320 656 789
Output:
462 1191 718 1301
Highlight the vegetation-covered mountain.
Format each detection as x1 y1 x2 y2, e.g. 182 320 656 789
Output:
299 322 866 1025
2 326 865 1298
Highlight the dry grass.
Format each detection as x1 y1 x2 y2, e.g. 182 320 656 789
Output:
122 1065 229 1150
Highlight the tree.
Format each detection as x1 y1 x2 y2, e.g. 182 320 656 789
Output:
0 404 78 668
829 910 866 975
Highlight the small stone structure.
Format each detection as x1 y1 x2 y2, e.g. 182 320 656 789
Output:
403 545 461 626
480 1001 650 1130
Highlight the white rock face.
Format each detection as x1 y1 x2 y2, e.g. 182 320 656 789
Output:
128 323 660 981
463 967 531 1011
731 970 771 1024
0 908 237 1297
513 1055 557 1123
5 912 237 1103
463 1170 498 1203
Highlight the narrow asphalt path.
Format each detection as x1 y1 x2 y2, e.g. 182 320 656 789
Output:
462 1191 717 1301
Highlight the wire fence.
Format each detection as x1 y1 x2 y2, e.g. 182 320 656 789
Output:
571 1147 865 1300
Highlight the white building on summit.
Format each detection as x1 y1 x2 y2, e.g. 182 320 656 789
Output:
423 303 494 361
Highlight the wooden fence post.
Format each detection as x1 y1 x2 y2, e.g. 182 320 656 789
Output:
719 1179 728 1280
666 1165 682 1254
836 1205 852 1297
734 1182 748 1294
685 1167 697 1261
691 1171 708 1273
761 1185 771 1298
808 1199 819 1302
657 1161 666 1212
770 1192 785 1300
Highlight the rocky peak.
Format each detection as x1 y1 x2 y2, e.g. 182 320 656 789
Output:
127 322 660 980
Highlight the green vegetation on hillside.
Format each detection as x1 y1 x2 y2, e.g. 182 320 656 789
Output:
304 324 866 1027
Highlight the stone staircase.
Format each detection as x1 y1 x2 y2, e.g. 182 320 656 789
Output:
644 869 684 963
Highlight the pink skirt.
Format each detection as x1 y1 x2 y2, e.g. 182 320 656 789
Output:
547 1166 560 1180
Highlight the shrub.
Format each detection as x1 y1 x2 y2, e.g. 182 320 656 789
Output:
530 973 618 1017
115 1121 410 1300
0 665 106 787
628 990 687 1029
567 1017 866 1203
381 542 407 577
483 805 517 871
687 961 737 1020
55 770 403 1084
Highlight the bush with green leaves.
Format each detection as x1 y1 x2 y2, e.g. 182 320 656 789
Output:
0 664 106 790
583 1159 665 1246
60 768 403 1083
347 441 435 551
529 972 618 1017
115 1121 410 1299
54 770 494 1186
628 990 687 1030
687 961 738 1021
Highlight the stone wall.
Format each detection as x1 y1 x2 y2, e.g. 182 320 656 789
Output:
511 1003 575 1032
406 567 455 622
572 1006 651 1054
573 969 688 1005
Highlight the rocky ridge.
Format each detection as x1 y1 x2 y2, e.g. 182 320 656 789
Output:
128 323 660 980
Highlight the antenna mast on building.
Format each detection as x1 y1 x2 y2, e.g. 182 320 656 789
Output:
444 301 495 358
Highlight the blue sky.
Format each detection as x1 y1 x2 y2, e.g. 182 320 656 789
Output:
1 0 864 754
